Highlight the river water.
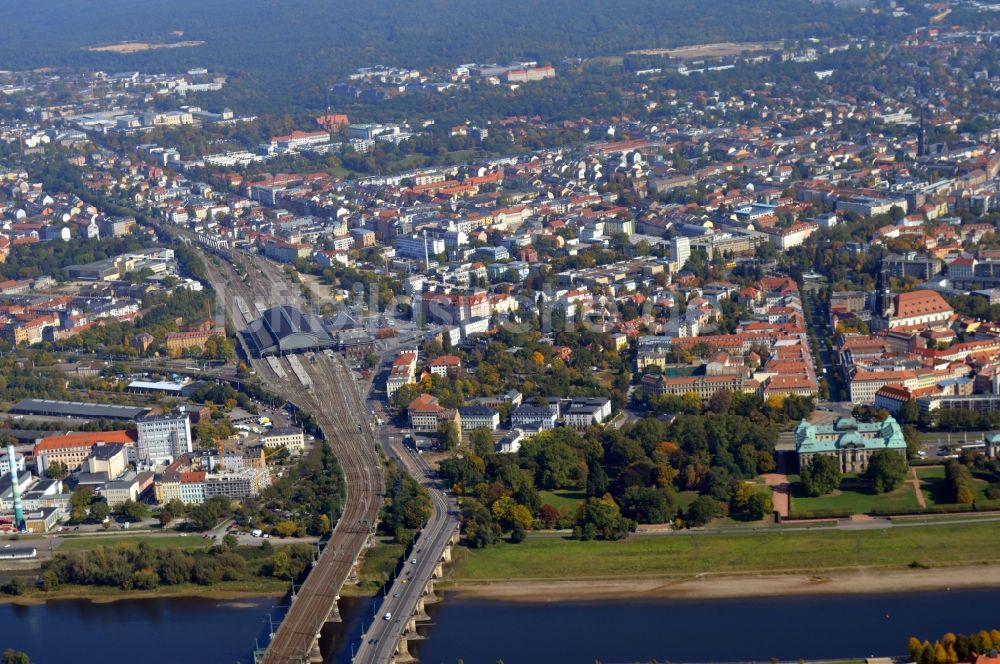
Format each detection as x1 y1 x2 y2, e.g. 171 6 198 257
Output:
410 589 1000 664
2 588 997 663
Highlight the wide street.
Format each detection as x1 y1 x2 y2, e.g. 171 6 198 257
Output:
352 435 459 663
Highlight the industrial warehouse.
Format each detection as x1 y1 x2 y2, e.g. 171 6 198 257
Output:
241 305 337 357
9 399 151 421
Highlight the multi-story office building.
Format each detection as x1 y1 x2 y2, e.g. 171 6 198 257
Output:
136 413 192 465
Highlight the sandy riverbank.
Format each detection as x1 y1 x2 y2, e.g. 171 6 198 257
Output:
445 564 1000 602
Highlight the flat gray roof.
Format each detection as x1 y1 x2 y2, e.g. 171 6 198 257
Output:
10 399 149 420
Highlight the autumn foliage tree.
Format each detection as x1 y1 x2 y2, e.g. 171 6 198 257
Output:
907 629 1000 663
944 459 977 504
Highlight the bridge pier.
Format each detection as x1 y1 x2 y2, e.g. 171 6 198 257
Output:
392 633 417 664
306 639 324 664
422 579 440 605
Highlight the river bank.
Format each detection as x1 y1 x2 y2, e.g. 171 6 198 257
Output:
444 563 1000 602
0 582 286 605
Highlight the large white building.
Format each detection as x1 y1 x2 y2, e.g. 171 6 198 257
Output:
395 234 445 261
260 427 306 454
562 397 613 429
671 236 690 270
136 413 192 465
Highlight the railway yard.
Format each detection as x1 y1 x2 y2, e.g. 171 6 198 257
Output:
191 240 387 663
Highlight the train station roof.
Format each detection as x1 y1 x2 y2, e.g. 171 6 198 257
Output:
242 305 335 357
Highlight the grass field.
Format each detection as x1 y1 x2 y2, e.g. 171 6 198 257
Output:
452 520 1000 581
56 535 211 552
788 466 1000 516
790 477 920 515
538 490 586 513
347 542 406 595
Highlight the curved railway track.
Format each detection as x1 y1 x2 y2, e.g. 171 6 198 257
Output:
260 353 382 663
185 241 383 662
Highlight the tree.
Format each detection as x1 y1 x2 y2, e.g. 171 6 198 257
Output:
575 494 633 540
898 399 920 425
89 500 111 523
903 425 922 459
438 420 461 451
270 550 292 579
273 520 298 538
131 567 159 590
746 492 772 520
2 650 30 664
116 500 149 523
186 495 232 531
536 440 580 489
800 455 842 497
707 389 732 414
192 558 224 585
469 428 494 457
945 459 976 504
1 577 28 596
865 450 908 493
619 486 674 524
44 460 68 480
461 499 500 548
158 549 195 585
586 460 609 497
685 495 721 527
69 486 93 523
39 570 59 591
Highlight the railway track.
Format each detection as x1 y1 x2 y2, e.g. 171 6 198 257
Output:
184 240 383 662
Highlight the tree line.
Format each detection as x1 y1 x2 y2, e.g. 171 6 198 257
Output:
9 538 318 595
440 403 783 547
908 630 1000 664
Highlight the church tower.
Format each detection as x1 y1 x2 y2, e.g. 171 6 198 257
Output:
874 269 893 319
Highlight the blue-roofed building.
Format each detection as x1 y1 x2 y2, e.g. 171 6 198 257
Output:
795 415 906 473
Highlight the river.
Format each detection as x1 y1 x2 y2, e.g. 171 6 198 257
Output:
410 589 1000 664
2 589 997 663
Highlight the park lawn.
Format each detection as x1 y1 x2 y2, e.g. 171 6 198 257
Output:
789 478 919 516
918 465 995 506
57 535 212 552
452 520 1000 581
538 490 587 513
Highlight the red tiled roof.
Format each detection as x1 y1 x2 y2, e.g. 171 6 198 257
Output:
407 393 443 413
34 430 136 453
894 290 952 318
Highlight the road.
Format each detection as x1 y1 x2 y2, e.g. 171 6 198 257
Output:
804 289 842 400
353 437 459 663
